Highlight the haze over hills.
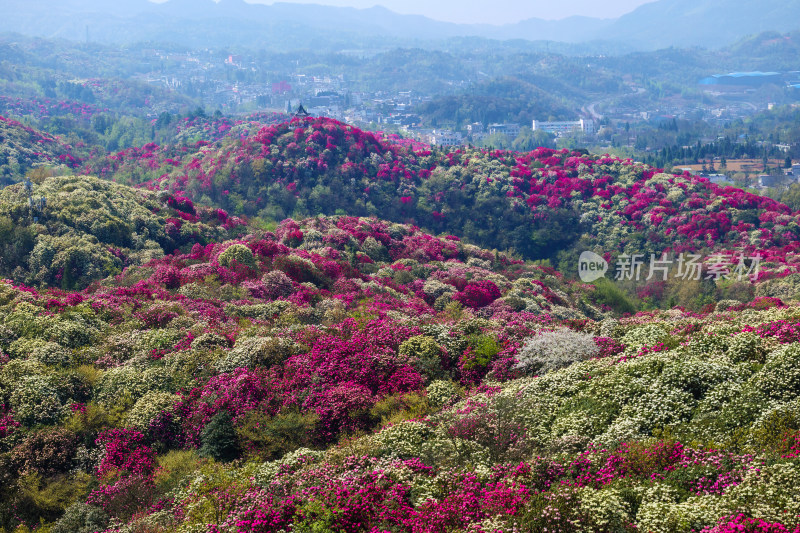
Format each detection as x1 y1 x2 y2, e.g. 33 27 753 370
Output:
2 0 800 51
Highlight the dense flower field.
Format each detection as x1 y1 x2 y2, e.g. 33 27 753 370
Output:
0 210 800 531
0 97 108 125
2 118 800 532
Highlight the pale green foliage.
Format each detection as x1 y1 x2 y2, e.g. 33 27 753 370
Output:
178 282 213 300
217 243 256 269
215 336 299 372
125 391 179 430
399 335 443 381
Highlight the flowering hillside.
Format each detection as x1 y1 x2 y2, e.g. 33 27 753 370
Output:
1 214 800 530
92 116 800 274
0 175 245 290
0 96 109 126
0 115 85 184
156 112 290 145
4 117 800 532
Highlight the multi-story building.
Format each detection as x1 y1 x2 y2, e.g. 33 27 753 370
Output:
428 129 463 146
531 119 595 135
487 123 521 139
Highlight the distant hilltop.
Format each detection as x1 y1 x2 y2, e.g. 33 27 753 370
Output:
2 0 800 51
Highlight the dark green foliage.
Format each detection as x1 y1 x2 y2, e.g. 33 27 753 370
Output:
591 278 637 315
10 428 78 477
199 410 240 463
236 409 319 461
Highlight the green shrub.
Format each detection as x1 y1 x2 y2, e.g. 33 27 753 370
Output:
591 278 637 315
236 408 318 461
399 335 443 381
217 243 256 270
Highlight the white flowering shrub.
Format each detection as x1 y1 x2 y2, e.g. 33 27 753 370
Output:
399 335 443 381
621 324 669 351
47 317 97 348
95 364 173 407
253 447 324 486
3 301 49 338
727 332 766 363
7 336 49 359
594 417 645 450
657 358 738 400
426 380 459 408
261 270 294 299
217 243 256 269
10 374 67 426
361 236 389 261
177 282 213 300
215 336 299 372
30 341 72 366
578 486 633 532
372 421 435 459
125 391 179 430
422 279 455 300
752 343 800 402
190 333 229 352
620 383 695 430
684 333 730 358
515 328 599 375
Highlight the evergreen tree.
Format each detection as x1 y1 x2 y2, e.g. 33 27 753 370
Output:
199 410 240 462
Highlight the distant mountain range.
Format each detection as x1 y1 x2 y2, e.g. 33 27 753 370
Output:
2 0 800 51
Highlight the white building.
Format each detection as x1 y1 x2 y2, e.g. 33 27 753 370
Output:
428 129 463 147
532 119 595 135
467 122 484 135
487 123 521 139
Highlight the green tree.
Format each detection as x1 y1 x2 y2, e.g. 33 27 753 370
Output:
199 410 240 462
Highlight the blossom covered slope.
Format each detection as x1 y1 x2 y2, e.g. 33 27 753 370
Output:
1 210 800 530
85 116 800 276
0 175 246 290
0 115 86 184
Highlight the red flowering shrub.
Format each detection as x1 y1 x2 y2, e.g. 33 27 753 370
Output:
453 280 501 309
95 429 156 479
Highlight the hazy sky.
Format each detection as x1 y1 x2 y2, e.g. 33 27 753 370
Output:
248 0 655 24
